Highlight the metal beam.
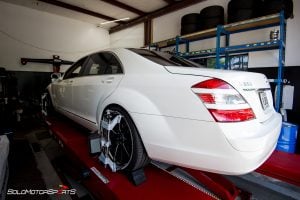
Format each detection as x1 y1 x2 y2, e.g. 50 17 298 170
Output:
162 0 175 4
38 0 125 23
109 0 206 33
144 19 153 46
101 0 145 16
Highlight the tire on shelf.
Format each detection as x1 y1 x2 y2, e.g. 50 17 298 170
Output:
227 1 234 23
181 24 201 35
263 0 293 19
230 0 260 9
200 17 224 30
100 105 150 172
253 1 264 18
200 6 224 18
227 9 255 23
181 13 201 25
228 0 263 23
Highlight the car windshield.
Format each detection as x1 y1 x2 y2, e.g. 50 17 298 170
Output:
128 48 203 68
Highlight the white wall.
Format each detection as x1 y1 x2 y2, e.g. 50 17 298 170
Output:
110 23 144 48
285 0 300 66
0 1 110 72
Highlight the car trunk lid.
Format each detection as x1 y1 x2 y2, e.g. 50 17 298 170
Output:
165 66 275 123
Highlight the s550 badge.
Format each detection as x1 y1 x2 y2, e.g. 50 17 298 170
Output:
243 88 256 91
239 81 253 87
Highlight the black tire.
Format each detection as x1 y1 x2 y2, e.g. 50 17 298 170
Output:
230 0 260 9
181 24 201 35
200 6 224 18
263 0 293 19
100 105 149 172
181 13 201 25
228 9 255 23
200 17 224 30
228 0 264 20
227 1 234 23
254 2 264 18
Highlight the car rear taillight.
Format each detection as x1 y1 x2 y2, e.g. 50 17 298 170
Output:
192 78 232 89
209 109 255 122
191 78 255 122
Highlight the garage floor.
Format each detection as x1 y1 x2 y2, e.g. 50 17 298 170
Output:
5 116 300 200
7 138 49 200
6 117 92 200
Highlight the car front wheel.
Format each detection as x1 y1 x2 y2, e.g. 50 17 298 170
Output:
42 92 55 117
99 106 149 172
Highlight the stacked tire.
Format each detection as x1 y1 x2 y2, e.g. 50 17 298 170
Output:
181 13 201 35
200 6 224 30
227 0 263 23
263 0 293 19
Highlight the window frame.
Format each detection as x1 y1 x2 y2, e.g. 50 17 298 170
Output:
63 56 88 80
82 51 124 76
128 48 203 68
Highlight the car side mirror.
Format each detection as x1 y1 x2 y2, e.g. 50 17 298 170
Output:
51 73 63 82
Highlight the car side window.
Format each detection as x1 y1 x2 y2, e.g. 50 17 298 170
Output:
63 57 86 79
85 52 123 75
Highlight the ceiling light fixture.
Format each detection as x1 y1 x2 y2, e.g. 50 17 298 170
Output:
100 17 130 25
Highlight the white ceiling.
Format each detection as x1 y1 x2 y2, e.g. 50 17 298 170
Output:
0 0 169 29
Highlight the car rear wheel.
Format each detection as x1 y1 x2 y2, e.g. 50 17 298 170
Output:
100 106 149 172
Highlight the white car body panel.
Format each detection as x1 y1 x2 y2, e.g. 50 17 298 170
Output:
48 48 282 175
130 112 281 174
72 74 123 124
52 79 73 112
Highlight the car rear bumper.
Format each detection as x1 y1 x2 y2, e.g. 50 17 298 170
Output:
130 112 282 175
219 112 282 152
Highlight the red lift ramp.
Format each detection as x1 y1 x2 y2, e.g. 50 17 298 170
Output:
46 117 250 200
257 150 300 187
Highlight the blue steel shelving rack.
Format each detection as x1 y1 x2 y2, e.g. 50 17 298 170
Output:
151 12 286 112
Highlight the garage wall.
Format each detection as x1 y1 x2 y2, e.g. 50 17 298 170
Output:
110 23 144 48
285 0 300 66
0 1 110 72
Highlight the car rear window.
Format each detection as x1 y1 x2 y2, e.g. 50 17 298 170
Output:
128 48 203 68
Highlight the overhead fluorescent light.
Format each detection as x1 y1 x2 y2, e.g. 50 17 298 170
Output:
100 17 130 25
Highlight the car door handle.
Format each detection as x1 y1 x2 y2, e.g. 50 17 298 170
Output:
105 77 114 84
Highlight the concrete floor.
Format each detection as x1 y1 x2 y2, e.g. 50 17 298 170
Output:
26 129 73 200
29 128 94 200
6 117 92 200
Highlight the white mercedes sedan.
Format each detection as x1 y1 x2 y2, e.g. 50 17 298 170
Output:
46 48 282 175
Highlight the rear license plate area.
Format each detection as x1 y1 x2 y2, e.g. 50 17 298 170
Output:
259 91 269 110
